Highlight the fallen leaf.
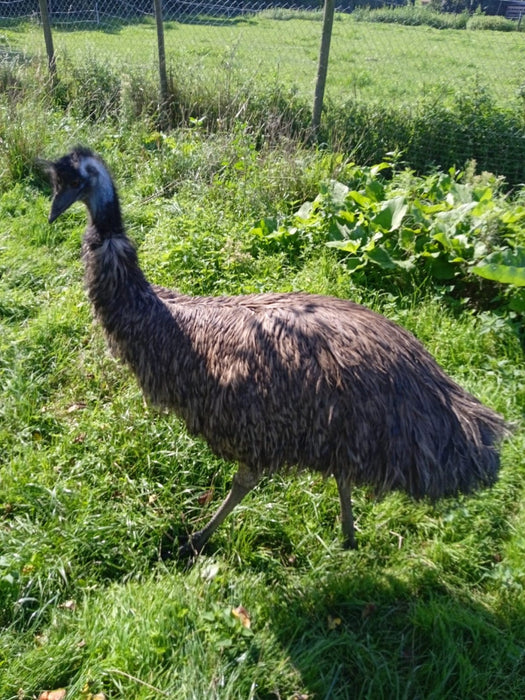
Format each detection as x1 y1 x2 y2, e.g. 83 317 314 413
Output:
38 690 67 700
67 402 86 413
327 615 341 630
200 562 220 581
362 603 377 619
232 605 251 628
198 490 214 506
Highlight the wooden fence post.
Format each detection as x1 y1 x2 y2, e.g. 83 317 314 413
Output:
153 0 170 130
312 0 335 140
38 0 57 82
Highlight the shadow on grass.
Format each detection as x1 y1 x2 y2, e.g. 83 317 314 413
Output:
267 567 525 699
48 14 256 35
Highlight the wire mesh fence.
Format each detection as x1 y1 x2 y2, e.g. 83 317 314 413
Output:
3 1 525 107
2 1 525 179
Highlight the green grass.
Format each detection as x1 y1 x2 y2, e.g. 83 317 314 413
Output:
3 11 525 110
5 12 525 185
0 30 524 700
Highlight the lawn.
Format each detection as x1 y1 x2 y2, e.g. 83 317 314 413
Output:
3 11 525 109
0 13 524 700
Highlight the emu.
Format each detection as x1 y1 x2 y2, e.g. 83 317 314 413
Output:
44 146 510 557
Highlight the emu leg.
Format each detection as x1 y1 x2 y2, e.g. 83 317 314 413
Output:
178 464 258 558
335 473 357 550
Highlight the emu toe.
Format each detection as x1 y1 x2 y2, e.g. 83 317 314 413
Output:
177 533 206 561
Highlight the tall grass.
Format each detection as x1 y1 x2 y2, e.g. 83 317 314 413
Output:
352 6 471 29
0 46 523 700
5 12 525 184
3 50 525 187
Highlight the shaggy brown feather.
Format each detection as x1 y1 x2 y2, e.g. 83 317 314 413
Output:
45 147 511 556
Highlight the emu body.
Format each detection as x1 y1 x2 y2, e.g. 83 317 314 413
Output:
45 147 510 555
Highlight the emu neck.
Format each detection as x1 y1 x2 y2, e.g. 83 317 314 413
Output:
86 175 124 238
82 181 151 325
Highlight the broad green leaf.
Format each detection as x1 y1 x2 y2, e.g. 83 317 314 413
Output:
432 231 452 250
418 201 449 215
335 221 350 240
326 180 349 206
328 219 344 240
266 226 296 240
501 207 525 225
347 190 370 209
366 245 398 270
488 248 525 267
326 239 361 254
338 209 357 225
471 248 525 286
431 258 457 280
509 289 525 312
476 186 493 203
345 256 367 271
472 264 525 286
396 257 416 271
365 180 385 202
295 201 314 220
434 202 478 236
399 227 416 251
372 196 408 232
449 183 473 204
250 217 277 237
327 222 367 250
370 162 392 177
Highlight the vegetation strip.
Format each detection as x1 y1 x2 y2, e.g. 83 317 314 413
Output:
0 14 523 700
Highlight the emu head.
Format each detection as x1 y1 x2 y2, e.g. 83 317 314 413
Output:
42 147 115 223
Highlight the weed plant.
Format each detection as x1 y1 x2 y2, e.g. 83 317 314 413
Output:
353 6 523 32
352 6 471 29
0 45 524 700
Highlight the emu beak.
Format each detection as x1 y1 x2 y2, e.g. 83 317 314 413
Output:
49 184 85 223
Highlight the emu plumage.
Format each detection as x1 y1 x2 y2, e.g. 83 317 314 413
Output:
45 147 510 555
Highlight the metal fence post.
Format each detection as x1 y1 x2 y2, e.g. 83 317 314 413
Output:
312 0 335 139
38 0 57 82
153 0 170 130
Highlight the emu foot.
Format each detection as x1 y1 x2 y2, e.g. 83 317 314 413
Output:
342 536 358 551
159 529 201 562
177 533 206 562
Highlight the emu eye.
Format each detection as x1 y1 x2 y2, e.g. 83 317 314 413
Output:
71 179 80 188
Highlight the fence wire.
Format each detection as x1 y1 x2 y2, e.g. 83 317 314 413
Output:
1 2 525 179
2 2 525 106
2 1 524 107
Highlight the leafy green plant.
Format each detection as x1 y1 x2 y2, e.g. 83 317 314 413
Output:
0 20 523 700
352 6 470 30
255 161 525 311
466 14 520 32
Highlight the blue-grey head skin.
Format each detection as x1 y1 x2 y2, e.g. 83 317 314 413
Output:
44 147 121 234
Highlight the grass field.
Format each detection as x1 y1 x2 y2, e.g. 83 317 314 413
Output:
0 13 525 700
3 11 525 109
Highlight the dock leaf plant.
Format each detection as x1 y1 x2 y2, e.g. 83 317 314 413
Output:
253 161 525 314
